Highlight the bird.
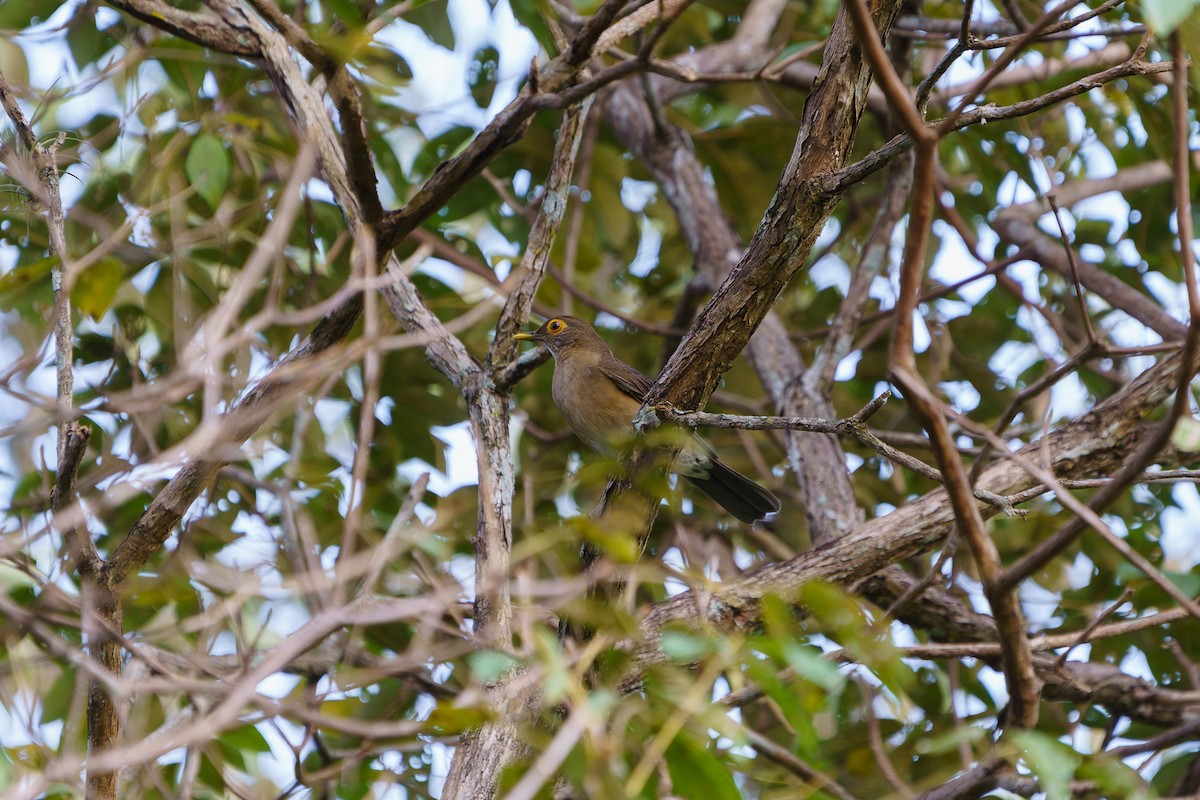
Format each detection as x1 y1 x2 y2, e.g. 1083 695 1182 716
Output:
513 315 780 523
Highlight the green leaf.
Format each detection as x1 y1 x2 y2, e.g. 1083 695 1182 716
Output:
914 725 988 756
185 134 231 211
66 11 118 68
510 0 557 53
219 723 272 755
41 669 74 723
426 701 490 735
1079 754 1152 800
403 0 455 50
660 630 714 663
1171 416 1200 451
1009 730 1082 800
467 649 521 682
468 46 500 109
1141 0 1198 34
360 45 413 93
72 257 123 320
665 736 741 800
0 562 36 593
0 38 28 86
780 641 843 692
0 0 59 29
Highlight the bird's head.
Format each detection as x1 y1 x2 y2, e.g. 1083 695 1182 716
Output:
513 316 606 357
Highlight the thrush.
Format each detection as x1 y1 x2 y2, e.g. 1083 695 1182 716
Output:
514 315 780 523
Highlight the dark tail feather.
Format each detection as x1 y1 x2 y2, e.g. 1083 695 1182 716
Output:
683 458 780 523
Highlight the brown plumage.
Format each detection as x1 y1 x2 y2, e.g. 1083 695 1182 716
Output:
514 316 780 524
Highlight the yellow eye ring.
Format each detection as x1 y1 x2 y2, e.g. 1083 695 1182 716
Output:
547 319 565 333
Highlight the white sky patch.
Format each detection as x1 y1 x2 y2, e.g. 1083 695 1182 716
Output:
416 257 469 291
258 718 315 789
512 168 531 197
1102 311 1161 349
814 217 841 250
934 297 972 321
375 0 537 137
734 104 772 123
21 351 58 399
20 524 63 582
245 346 277 386
15 8 79 87
1064 551 1096 591
97 454 182 499
620 177 658 213
447 553 476 600
628 215 662 277
476 222 521 265
554 487 580 519
868 273 895 309
1160 484 1200 572
997 170 1038 209
1144 272 1190 323
808 256 850 294
661 546 688 597
834 350 861 381
989 341 1039 386
304 177 336 206
593 311 624 330
938 380 980 413
314 398 356 467
939 46 987 100
431 421 480 492
216 510 279 572
429 742 455 797
732 545 757 570
376 26 481 133
910 309 930 353
1047 372 1088 420
208 629 238 657
1077 145 1121 191
974 226 1001 263
199 71 220 100
1119 648 1154 682
1019 580 1064 632
376 396 395 425
1064 102 1089 147
1069 192 1129 238
1015 304 1063 359
956 572 991 617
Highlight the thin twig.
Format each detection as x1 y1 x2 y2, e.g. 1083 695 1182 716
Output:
1054 589 1132 667
651 394 1023 515
1045 193 1099 346
857 678 915 799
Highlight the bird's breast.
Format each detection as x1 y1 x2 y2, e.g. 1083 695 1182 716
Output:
551 359 641 453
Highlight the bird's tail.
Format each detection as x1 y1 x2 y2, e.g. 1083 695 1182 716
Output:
683 458 780 524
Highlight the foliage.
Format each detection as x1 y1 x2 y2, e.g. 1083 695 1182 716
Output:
1 0 1199 798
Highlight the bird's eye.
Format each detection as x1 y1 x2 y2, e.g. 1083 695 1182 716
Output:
547 319 565 334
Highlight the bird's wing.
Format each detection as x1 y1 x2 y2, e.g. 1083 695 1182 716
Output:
598 357 654 403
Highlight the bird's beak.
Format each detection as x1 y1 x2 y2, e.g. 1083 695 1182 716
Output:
513 331 538 342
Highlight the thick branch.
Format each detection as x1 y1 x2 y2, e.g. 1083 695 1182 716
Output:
630 349 1183 676
640 0 905 413
105 0 257 56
